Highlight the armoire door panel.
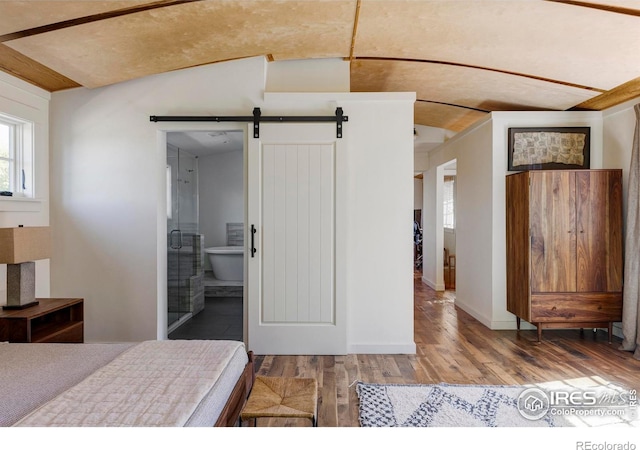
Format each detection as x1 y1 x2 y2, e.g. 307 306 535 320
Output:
606 172 624 291
506 172 531 321
576 171 623 292
530 171 576 293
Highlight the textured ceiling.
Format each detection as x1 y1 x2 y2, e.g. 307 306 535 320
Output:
1 0 639 133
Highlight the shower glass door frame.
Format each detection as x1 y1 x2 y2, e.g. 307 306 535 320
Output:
167 143 200 333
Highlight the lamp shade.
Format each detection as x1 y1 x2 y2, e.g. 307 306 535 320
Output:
0 227 51 264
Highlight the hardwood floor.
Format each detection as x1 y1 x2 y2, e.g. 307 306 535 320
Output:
253 271 640 427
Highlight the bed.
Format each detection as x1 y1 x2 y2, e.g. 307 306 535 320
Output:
0 339 254 427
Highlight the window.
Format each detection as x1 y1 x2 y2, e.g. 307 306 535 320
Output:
0 114 34 197
0 119 15 192
443 176 455 229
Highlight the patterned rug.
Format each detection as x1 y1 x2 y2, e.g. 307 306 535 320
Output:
356 382 566 427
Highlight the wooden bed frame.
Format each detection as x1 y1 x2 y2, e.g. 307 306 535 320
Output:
214 351 255 426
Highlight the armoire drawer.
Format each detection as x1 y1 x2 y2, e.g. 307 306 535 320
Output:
531 293 622 322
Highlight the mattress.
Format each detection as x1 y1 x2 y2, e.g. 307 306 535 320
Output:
0 340 248 427
186 340 248 426
0 342 135 427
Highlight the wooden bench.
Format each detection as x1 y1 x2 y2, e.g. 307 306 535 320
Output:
240 376 318 427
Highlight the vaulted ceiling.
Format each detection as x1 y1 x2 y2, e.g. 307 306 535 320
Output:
1 0 639 133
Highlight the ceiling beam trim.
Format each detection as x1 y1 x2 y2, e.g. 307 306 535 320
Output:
349 0 362 61
416 99 490 114
0 44 80 91
545 0 640 17
574 76 640 110
0 0 202 43
356 57 606 93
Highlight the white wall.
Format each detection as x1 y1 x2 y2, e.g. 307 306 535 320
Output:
50 57 267 342
414 125 452 173
50 58 416 353
266 58 350 93
0 72 50 304
421 111 604 330
198 149 244 269
423 118 494 322
603 97 640 214
414 178 423 210
444 230 456 258
414 151 429 173
422 164 440 289
336 94 416 354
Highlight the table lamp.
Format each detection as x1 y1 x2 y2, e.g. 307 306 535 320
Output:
0 226 51 310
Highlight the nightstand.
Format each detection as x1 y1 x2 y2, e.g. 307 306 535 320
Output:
0 298 84 343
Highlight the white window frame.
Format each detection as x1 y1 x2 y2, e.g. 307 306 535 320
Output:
0 113 34 198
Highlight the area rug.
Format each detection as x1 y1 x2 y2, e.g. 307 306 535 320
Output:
356 382 566 427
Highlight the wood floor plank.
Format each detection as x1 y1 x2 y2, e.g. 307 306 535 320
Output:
334 356 350 425
343 355 361 425
319 356 338 427
410 356 439 384
252 271 640 426
483 362 522 385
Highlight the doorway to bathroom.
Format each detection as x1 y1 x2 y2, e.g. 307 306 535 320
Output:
166 130 245 341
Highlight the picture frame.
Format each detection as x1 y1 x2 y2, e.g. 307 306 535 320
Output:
507 127 590 171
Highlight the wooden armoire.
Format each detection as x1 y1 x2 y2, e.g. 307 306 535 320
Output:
506 169 623 342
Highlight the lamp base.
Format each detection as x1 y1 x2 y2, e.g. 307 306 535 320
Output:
6 261 36 309
2 301 39 310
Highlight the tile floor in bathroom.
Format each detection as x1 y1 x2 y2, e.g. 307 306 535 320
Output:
168 296 243 341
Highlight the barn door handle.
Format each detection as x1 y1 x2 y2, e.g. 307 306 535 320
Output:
250 225 257 257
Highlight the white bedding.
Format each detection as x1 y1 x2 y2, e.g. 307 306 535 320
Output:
0 342 135 427
1 340 248 427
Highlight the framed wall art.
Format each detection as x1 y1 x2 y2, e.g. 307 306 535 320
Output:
507 127 590 171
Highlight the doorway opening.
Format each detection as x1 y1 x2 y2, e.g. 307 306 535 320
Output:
414 174 424 271
165 129 245 341
441 160 456 291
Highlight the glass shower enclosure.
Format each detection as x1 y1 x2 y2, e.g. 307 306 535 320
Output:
167 143 204 333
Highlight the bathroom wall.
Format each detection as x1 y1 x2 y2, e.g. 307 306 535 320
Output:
167 143 199 234
198 148 243 270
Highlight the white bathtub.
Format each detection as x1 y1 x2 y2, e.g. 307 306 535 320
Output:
205 246 244 281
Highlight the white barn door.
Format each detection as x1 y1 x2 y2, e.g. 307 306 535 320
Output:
247 123 346 355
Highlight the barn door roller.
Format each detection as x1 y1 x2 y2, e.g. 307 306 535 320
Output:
150 107 348 139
